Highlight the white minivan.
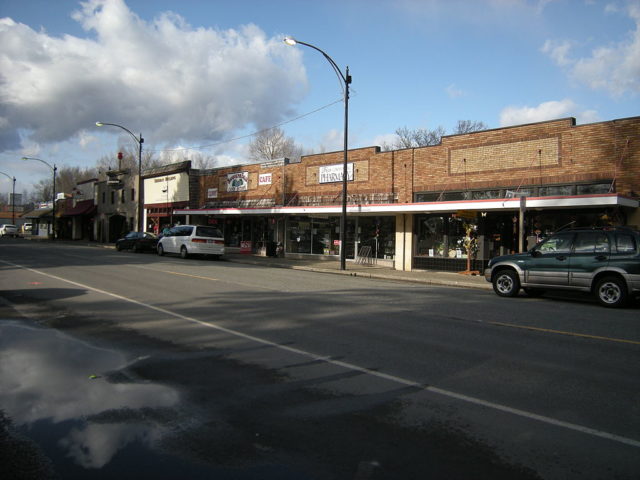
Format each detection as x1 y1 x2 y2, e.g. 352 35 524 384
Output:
157 225 225 259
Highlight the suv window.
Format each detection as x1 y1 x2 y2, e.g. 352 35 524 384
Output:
615 233 637 254
537 232 574 254
195 226 223 238
573 232 609 254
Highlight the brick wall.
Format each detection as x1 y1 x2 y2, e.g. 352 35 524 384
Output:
194 116 639 206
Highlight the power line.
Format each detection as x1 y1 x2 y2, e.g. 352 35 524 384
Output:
148 98 344 154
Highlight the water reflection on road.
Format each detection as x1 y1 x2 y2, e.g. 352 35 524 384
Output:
0 321 178 475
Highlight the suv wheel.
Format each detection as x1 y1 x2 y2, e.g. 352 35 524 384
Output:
492 269 520 297
595 276 627 308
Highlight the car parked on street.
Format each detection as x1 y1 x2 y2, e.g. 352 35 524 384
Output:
21 223 32 235
115 231 159 253
0 224 18 237
485 226 640 307
157 225 224 259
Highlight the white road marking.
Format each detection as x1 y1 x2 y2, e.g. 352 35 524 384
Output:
3 259 640 449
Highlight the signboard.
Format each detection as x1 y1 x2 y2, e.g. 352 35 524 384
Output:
455 210 477 220
227 172 248 192
259 173 272 185
319 163 354 184
240 241 252 254
144 172 189 204
207 188 218 199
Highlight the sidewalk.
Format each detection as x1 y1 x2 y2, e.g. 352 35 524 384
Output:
225 253 491 290
27 237 490 290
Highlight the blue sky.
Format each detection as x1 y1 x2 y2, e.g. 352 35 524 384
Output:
1 0 639 194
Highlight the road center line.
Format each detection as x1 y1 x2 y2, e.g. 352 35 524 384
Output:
4 258 640 449
488 321 640 346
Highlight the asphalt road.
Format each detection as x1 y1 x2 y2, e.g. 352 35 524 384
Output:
1 238 639 479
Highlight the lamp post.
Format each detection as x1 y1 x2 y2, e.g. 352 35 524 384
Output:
96 122 145 232
284 36 351 270
0 171 16 225
22 157 57 239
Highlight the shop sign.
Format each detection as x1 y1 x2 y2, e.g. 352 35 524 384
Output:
319 163 354 184
455 210 477 220
240 241 252 254
227 172 248 192
259 173 272 185
207 188 218 199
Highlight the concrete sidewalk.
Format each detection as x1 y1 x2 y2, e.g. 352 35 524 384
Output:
26 237 490 290
225 253 491 290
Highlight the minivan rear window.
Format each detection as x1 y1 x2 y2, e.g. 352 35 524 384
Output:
195 226 223 238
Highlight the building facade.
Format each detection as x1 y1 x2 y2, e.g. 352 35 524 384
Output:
172 116 637 271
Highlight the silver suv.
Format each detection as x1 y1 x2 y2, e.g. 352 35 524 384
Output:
484 227 640 307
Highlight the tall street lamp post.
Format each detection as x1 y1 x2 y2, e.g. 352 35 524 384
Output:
96 122 145 232
0 171 16 225
284 36 351 270
22 157 57 239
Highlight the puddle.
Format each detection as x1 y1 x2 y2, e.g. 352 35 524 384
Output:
0 321 307 479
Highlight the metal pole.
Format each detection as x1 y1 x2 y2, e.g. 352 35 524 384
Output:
138 134 144 232
52 165 57 240
339 66 350 270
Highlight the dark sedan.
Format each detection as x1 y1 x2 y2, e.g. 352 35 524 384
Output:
115 232 159 253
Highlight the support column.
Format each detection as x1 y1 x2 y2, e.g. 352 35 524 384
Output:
395 213 414 271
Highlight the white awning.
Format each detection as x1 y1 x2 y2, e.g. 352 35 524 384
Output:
174 193 638 217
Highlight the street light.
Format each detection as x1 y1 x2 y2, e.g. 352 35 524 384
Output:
22 156 57 239
96 122 145 232
0 171 16 225
284 36 352 270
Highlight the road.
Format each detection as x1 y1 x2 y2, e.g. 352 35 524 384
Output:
1 239 639 479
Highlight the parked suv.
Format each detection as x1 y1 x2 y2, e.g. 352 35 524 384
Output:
485 227 640 307
157 225 224 259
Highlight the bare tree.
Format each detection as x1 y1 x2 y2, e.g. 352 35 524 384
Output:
393 125 446 149
454 120 488 134
249 127 302 163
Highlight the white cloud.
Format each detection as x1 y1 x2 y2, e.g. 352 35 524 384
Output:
541 2 640 96
499 99 599 126
445 84 466 98
0 0 307 151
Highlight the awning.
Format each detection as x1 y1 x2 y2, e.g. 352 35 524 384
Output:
22 208 53 219
174 193 639 216
62 199 96 217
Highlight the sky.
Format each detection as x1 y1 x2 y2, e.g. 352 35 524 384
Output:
0 0 639 195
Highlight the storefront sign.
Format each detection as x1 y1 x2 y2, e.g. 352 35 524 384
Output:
455 210 477 220
319 163 353 184
240 241 252 254
259 173 272 185
227 172 248 192
207 188 218 199
144 172 189 204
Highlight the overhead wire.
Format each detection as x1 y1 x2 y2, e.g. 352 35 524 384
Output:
146 97 344 154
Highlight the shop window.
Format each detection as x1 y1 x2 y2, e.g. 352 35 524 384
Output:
538 185 574 196
576 183 612 195
472 190 501 200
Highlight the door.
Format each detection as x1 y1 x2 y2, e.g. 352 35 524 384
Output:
526 232 574 286
568 232 610 288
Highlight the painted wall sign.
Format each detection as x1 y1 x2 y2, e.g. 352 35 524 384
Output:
259 173 272 185
227 172 249 192
319 163 354 184
207 188 218 199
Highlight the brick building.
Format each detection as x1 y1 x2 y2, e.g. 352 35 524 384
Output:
175 116 640 272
